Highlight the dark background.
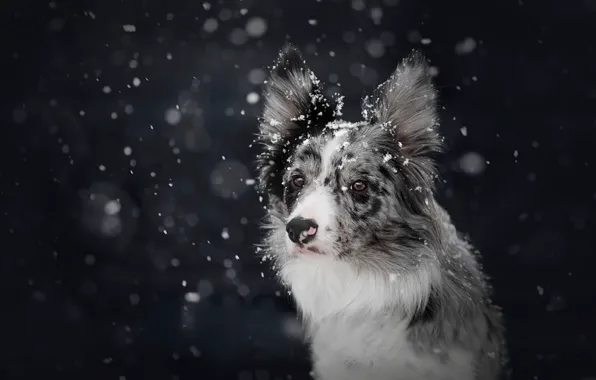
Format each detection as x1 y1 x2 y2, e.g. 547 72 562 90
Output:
3 0 596 379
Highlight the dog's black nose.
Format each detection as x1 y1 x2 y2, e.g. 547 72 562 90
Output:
286 217 318 244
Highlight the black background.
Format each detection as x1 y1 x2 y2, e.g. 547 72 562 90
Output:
3 0 596 379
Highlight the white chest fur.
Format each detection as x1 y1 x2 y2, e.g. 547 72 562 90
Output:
279 254 474 380
280 253 435 319
310 318 474 380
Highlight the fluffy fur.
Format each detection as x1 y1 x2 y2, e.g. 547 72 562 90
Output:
256 44 508 380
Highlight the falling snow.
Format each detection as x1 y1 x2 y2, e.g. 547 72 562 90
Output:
459 152 486 175
11 2 589 378
246 92 260 104
245 17 267 37
455 37 477 55
165 108 182 125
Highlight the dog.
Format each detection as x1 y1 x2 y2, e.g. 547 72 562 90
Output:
255 44 507 380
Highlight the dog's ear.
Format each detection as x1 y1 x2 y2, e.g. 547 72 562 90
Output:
363 51 442 158
257 44 333 199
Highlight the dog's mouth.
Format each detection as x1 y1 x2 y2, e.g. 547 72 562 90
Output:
291 244 321 254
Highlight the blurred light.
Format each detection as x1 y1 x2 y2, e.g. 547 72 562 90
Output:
101 215 122 236
459 152 486 175
245 17 267 37
219 8 232 21
129 293 140 305
365 39 385 58
203 18 218 33
184 292 200 303
229 28 248 45
225 268 236 279
84 254 96 265
165 108 182 125
246 92 260 104
455 37 477 55
370 7 383 25
248 68 266 84
104 200 121 215
79 182 137 243
352 0 365 11
237 285 250 297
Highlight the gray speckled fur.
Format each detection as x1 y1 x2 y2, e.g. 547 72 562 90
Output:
255 45 508 380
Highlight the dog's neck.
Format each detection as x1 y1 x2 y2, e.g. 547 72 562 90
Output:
280 253 439 325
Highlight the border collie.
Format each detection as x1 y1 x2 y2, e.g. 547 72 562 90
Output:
255 44 507 380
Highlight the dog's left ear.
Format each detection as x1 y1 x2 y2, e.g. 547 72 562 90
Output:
363 51 442 159
257 44 333 200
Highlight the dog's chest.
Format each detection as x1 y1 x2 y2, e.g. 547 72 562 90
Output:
310 317 415 372
309 318 474 380
280 258 474 380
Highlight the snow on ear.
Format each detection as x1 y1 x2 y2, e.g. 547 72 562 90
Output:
363 51 442 158
257 44 334 199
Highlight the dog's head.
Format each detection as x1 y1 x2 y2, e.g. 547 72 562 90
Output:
257 44 443 273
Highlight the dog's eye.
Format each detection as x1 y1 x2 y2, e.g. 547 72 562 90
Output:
291 176 305 189
351 180 367 192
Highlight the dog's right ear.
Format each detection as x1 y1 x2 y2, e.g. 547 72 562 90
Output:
257 44 333 200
